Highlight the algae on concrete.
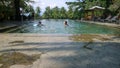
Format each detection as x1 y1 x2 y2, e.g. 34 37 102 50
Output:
69 34 111 42
0 52 40 68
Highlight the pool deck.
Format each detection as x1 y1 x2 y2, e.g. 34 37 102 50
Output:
0 34 120 68
80 20 120 29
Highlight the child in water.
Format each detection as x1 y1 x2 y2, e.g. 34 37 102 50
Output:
38 21 44 26
64 21 69 26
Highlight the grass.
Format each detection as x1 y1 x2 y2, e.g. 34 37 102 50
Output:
0 52 40 68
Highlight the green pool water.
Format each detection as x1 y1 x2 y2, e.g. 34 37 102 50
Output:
10 19 120 34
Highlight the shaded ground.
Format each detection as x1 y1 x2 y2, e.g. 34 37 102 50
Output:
0 34 120 68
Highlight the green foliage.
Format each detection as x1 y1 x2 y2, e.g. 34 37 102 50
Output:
42 6 68 19
52 6 60 19
0 0 119 20
42 5 85 19
84 0 106 10
35 6 41 19
66 0 115 19
36 7 41 14
0 0 14 20
0 0 34 20
67 6 74 19
42 6 52 19
60 7 67 19
109 0 120 13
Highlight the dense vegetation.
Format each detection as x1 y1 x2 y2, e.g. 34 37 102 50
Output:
43 0 120 19
0 0 40 21
42 6 69 19
66 0 120 19
0 0 120 21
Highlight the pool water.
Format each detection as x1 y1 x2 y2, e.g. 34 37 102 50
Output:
10 19 120 34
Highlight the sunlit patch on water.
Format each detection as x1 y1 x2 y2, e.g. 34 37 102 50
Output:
33 24 38 27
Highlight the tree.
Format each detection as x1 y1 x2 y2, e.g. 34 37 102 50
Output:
35 6 41 19
29 5 34 13
66 1 85 19
20 0 34 9
105 0 113 9
109 0 120 14
42 6 52 19
42 6 69 19
0 0 14 20
60 7 67 19
84 0 106 10
0 0 34 21
73 9 82 19
66 0 107 19
14 0 21 21
52 6 60 19
67 6 74 19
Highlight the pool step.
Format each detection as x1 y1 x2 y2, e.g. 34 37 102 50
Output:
0 25 18 32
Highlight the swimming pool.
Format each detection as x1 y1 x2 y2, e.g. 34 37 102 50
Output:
7 19 120 34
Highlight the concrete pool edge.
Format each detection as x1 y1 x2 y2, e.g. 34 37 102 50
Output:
0 33 120 68
80 20 120 29
0 33 120 42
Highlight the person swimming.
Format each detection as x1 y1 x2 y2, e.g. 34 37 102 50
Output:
38 21 44 26
64 21 69 26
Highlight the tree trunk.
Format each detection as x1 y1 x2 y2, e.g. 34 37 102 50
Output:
14 0 21 21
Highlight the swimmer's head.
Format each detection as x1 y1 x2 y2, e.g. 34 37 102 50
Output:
39 21 41 24
64 21 68 25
